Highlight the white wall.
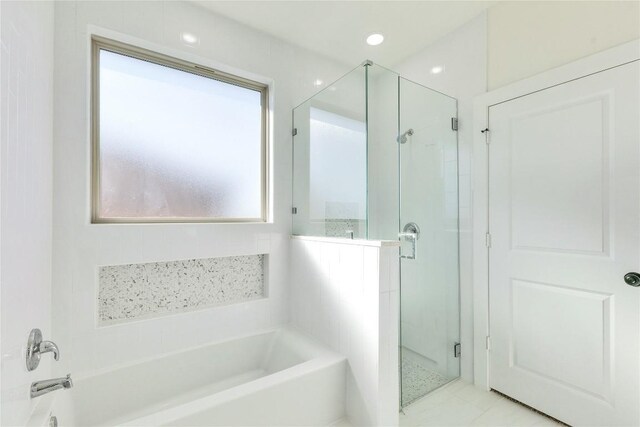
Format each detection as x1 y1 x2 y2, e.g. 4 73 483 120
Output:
52 0 348 377
0 1 54 425
393 12 488 382
290 237 400 427
487 1 640 89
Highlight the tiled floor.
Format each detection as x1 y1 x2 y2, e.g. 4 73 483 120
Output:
401 349 451 406
400 380 564 426
329 379 563 427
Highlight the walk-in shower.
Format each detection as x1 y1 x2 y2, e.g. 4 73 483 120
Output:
292 61 460 408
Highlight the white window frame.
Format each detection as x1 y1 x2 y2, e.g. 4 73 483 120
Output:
90 36 269 223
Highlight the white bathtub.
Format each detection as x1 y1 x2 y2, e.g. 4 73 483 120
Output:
40 328 346 426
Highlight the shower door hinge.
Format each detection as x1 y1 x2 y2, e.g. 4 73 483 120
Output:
451 117 458 131
454 342 461 358
485 232 492 248
292 128 298 137
292 207 298 214
486 336 491 351
481 128 490 144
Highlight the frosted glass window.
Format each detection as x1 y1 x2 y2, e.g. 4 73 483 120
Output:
92 39 267 222
309 108 366 220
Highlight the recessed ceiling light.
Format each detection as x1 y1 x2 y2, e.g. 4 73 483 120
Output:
366 33 384 46
313 79 324 87
181 32 198 44
431 66 444 74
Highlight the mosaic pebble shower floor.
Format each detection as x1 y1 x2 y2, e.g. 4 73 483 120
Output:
401 350 451 406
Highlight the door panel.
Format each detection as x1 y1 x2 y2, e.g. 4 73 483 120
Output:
488 62 639 426
510 280 612 399
509 95 609 254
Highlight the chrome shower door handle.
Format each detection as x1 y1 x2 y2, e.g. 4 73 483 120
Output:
399 222 421 260
399 232 417 259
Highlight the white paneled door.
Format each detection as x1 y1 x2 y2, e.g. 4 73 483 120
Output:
488 61 640 426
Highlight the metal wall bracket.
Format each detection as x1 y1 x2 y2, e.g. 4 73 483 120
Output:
454 342 461 358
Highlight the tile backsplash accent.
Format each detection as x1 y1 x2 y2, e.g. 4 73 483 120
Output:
98 255 266 325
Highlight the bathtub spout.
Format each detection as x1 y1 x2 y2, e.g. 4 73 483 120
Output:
31 374 73 398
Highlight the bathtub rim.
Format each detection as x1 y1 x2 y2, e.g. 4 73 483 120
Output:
120 354 347 426
72 325 331 381
34 326 344 427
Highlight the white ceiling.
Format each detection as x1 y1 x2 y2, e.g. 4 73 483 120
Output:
194 1 494 67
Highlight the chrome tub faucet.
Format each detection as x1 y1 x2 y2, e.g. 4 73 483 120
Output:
25 328 73 398
31 374 73 398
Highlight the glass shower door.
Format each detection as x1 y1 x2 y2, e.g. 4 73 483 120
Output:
398 78 460 407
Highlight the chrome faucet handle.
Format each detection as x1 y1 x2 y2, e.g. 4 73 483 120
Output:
26 329 60 371
40 340 60 361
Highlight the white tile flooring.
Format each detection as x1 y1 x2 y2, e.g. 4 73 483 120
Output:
400 380 563 427
330 379 564 427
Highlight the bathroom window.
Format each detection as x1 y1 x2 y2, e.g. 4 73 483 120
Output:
91 37 268 223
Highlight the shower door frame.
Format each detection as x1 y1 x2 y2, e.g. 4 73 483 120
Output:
397 76 461 409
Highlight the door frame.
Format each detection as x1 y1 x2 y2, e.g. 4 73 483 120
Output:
471 39 640 390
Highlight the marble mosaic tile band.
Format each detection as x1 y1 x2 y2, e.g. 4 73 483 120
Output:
98 255 265 325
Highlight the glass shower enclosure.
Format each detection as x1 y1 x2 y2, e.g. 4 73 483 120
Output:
292 61 460 408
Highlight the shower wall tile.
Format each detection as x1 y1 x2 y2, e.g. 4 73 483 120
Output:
98 255 266 325
290 236 400 427
1 2 54 425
